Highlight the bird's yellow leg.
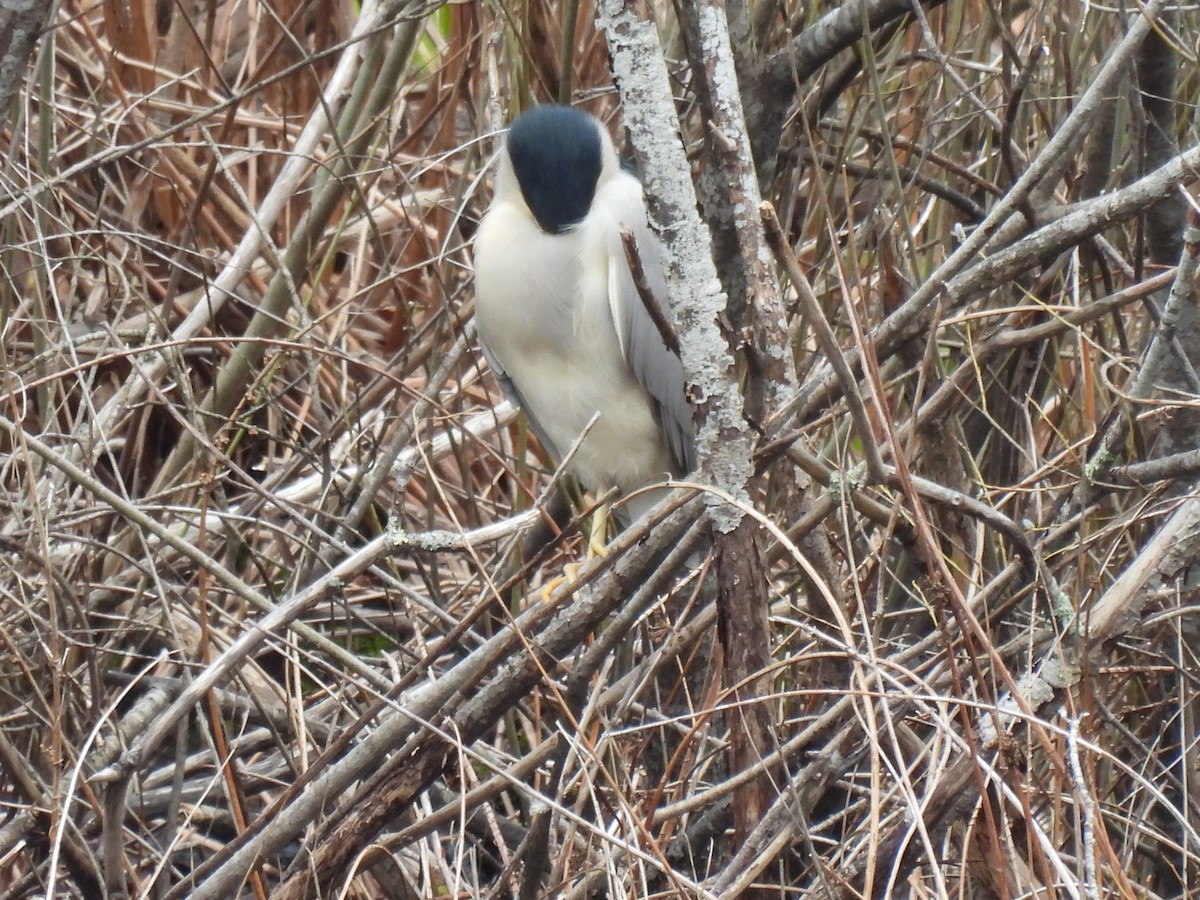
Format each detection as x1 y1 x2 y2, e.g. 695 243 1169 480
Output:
540 502 612 602
586 501 611 559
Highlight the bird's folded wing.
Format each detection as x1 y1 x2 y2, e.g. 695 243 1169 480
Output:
607 221 696 475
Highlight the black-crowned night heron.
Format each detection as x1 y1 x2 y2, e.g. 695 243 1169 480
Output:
474 105 695 526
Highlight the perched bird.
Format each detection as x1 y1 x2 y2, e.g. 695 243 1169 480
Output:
473 105 694 524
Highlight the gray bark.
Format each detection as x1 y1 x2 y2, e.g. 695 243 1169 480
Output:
0 0 52 134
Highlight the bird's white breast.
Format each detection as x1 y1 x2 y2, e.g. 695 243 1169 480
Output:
474 190 674 497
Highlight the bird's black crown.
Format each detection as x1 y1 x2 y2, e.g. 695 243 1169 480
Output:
506 105 603 235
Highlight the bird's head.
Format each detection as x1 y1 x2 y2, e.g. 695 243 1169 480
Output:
496 105 618 235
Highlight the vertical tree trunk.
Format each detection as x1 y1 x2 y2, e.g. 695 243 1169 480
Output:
0 0 53 133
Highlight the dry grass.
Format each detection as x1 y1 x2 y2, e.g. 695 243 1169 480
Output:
0 0 1198 897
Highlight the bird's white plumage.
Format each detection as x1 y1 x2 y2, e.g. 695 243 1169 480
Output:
474 113 689 520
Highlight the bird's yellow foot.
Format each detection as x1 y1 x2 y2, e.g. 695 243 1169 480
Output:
540 503 612 602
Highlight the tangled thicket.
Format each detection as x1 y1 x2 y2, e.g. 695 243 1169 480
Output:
1 0 1199 897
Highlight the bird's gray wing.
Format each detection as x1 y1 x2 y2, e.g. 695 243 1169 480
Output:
607 218 696 475
479 338 563 462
